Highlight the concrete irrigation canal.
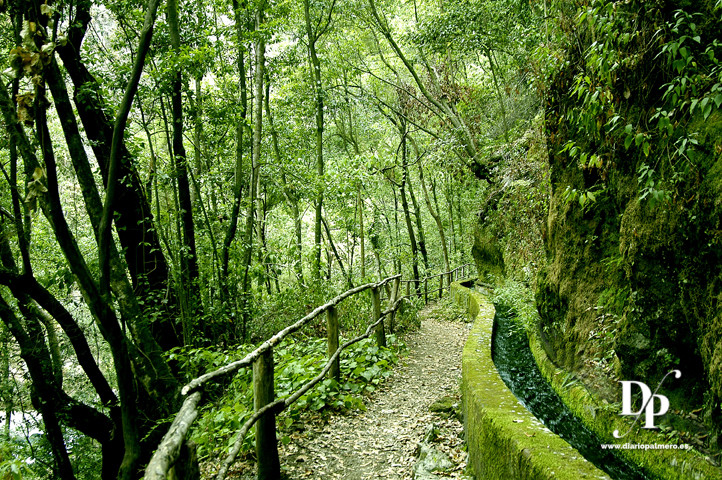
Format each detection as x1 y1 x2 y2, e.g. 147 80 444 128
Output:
454 279 719 480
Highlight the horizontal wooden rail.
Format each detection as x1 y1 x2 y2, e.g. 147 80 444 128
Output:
181 275 400 396
399 263 473 303
144 392 202 479
144 265 473 480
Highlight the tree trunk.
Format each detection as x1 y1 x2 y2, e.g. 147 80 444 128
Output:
265 80 304 285
398 134 420 294
358 189 366 278
456 187 464 260
0 297 76 480
221 0 250 309
0 321 11 440
404 160 428 271
444 177 458 256
167 0 201 331
322 216 354 288
412 137 450 272
192 75 203 202
240 8 266 340
56 0 176 324
303 0 336 282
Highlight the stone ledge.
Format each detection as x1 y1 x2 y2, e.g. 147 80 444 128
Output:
453 281 609 480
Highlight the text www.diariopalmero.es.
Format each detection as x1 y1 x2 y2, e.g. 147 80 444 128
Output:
600 443 691 451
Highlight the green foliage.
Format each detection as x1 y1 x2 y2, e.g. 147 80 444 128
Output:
412 0 540 56
390 298 420 333
475 117 549 284
171 334 404 461
562 184 602 213
0 440 33 480
0 0 534 474
490 278 539 332
560 0 722 206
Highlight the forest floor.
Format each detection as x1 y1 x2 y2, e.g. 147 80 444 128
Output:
227 298 473 479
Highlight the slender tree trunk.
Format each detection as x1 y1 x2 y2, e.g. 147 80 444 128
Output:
444 177 458 256
256 193 272 295
193 75 203 193
167 0 201 330
322 216 354 288
307 18 324 282
415 146 450 273
303 0 336 282
221 0 250 310
0 322 11 440
370 209 386 281
456 188 464 259
240 9 266 340
265 80 304 284
358 189 366 278
404 161 428 270
398 134 420 294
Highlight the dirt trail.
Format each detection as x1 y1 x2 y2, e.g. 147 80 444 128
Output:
276 302 472 479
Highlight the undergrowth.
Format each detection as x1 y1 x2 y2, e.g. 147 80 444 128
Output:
490 278 539 333
168 334 406 463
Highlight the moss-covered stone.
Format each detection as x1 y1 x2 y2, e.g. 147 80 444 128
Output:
471 227 505 283
454 282 610 479
429 396 457 415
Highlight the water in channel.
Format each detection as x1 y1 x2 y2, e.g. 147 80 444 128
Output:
491 307 652 480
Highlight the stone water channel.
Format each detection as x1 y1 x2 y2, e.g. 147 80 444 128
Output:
491 307 651 480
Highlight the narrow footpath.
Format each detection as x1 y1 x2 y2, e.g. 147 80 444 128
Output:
277 300 472 479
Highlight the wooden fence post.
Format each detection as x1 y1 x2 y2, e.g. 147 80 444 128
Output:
423 278 428 304
439 275 444 299
371 286 385 347
327 306 340 381
254 349 280 480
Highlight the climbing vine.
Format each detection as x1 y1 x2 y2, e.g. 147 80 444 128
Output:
558 0 722 208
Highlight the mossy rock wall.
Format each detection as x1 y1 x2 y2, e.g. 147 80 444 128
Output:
471 227 505 283
453 282 609 479
539 1 722 446
528 326 722 479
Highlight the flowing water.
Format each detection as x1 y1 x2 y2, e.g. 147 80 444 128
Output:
491 307 652 480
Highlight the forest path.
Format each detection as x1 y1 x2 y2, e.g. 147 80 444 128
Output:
276 300 472 480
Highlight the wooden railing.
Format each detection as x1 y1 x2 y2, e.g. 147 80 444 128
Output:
143 264 473 480
401 263 472 304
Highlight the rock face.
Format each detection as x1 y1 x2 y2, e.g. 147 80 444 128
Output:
537 0 722 450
